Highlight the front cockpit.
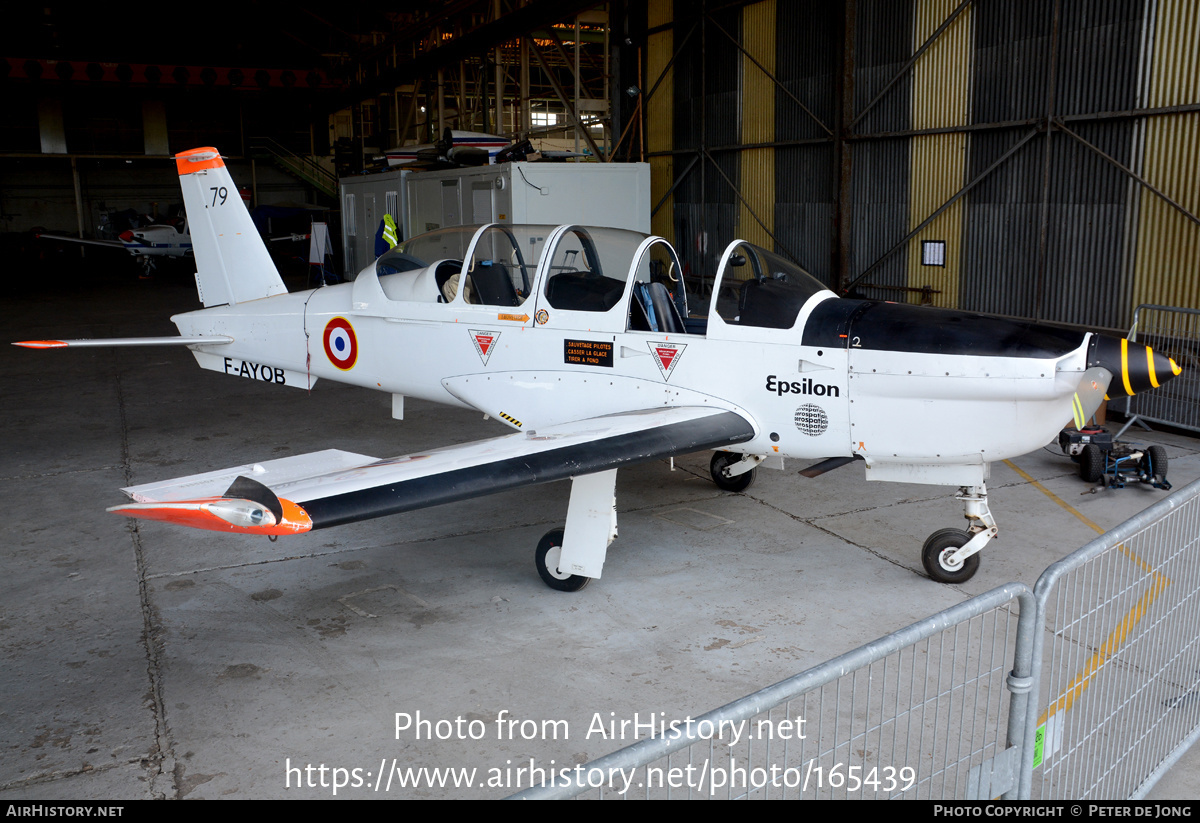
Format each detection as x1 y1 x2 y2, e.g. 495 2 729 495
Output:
709 242 834 332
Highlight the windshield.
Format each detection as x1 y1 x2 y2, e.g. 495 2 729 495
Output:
715 243 830 329
460 225 552 307
542 226 648 312
394 225 478 268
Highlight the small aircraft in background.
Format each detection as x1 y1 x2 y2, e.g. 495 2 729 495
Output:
384 128 591 169
16 147 1181 590
385 129 509 168
38 218 192 275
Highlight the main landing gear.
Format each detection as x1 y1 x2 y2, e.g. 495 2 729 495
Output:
535 528 591 592
138 255 158 279
532 469 617 592
710 452 763 492
921 484 996 584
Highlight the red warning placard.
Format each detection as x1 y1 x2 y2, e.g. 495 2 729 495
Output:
469 329 500 365
649 341 685 380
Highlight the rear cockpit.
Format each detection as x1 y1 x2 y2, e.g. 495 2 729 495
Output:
366 226 479 302
359 224 550 307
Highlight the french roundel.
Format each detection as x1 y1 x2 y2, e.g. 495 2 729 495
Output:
323 317 358 370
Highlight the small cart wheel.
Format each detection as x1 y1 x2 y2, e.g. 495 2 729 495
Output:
1079 444 1104 484
1142 445 1168 480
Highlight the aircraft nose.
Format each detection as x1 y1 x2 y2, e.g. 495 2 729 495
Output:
1087 335 1181 396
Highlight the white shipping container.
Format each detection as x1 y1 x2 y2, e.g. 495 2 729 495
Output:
339 162 649 279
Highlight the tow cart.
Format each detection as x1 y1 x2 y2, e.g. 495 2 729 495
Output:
1058 426 1170 490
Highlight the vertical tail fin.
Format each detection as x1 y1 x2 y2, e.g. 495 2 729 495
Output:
175 148 287 307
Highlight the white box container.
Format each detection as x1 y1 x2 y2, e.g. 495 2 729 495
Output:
339 162 650 279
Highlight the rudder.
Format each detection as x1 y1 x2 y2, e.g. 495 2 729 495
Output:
175 148 287 307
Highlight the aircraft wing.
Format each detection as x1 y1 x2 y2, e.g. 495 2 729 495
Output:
110 406 757 536
36 232 125 250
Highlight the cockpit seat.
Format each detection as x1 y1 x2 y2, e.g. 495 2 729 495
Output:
738 277 802 329
469 261 521 306
545 271 624 312
632 281 686 334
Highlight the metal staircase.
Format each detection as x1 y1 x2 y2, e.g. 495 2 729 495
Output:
249 137 339 200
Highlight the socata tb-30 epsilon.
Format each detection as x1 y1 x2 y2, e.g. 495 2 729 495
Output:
16 147 1180 589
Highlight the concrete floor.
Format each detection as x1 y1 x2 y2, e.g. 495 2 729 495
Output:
1 262 1198 800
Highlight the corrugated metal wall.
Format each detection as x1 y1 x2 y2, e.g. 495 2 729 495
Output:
907 0 971 309
738 0 774 252
647 1 675 241
850 0 912 296
1133 0 1200 313
644 0 1200 331
773 1 838 282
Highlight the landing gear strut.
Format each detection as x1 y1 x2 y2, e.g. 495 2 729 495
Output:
710 452 763 492
921 483 996 584
532 469 617 592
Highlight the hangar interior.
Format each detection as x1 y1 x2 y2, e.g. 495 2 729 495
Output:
1 0 1198 800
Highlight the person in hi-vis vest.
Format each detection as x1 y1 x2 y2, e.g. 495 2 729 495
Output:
375 213 398 257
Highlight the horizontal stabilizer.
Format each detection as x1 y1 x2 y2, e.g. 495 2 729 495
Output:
14 336 233 349
112 407 756 535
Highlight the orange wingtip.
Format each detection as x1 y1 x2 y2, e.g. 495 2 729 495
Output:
109 496 312 536
175 147 225 175
13 340 67 349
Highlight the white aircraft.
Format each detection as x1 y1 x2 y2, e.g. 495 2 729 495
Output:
385 129 509 168
38 219 193 275
16 147 1181 589
384 129 588 169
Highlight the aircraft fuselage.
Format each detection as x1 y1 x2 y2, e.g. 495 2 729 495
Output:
172 224 1110 490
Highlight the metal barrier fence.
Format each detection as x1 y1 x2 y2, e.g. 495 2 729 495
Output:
510 479 1200 800
1124 305 1200 434
510 584 1036 799
1023 478 1200 800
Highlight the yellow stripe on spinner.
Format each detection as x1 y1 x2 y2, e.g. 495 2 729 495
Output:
1120 338 1134 396
499 412 522 428
1171 357 1182 376
1146 346 1159 389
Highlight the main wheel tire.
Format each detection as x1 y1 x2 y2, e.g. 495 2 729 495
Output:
710 452 756 492
1143 445 1168 480
1079 444 1104 483
921 528 980 584
535 528 590 592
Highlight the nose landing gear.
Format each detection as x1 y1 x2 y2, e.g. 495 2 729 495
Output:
921 484 996 584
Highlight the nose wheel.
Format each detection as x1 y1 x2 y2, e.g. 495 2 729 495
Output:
921 484 996 584
922 528 980 583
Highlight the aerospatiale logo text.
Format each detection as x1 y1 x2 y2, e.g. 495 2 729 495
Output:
765 375 840 397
